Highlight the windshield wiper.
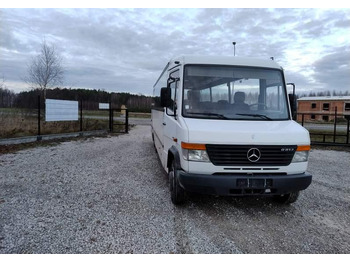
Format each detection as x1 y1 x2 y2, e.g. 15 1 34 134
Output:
186 112 229 119
236 113 272 120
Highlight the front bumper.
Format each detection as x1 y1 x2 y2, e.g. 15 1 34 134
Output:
178 171 312 196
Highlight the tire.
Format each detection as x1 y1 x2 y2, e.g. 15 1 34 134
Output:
169 160 186 205
274 191 300 204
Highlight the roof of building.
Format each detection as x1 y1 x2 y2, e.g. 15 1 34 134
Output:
298 96 350 101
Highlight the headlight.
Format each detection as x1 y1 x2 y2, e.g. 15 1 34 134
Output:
181 142 210 162
182 149 210 162
292 145 310 163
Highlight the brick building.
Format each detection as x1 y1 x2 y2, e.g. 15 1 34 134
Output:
297 96 350 122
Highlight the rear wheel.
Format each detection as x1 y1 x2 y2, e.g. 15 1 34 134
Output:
274 191 300 204
169 160 186 205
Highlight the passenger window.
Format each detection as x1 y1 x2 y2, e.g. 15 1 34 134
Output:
167 70 179 116
199 88 211 102
168 81 176 113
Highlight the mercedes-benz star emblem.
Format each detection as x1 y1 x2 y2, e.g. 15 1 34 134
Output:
247 148 261 162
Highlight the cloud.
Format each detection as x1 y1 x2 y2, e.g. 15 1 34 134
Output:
312 45 350 91
0 8 349 96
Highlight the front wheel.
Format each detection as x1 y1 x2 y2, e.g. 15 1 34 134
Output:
273 191 300 204
169 160 186 205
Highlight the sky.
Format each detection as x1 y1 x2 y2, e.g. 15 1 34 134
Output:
1 5 350 96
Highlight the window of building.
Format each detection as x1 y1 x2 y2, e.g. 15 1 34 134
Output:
311 103 316 109
323 103 329 111
322 115 329 121
345 103 350 111
311 114 315 120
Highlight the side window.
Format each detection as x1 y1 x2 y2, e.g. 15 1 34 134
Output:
167 70 179 115
266 85 285 111
211 85 229 102
168 81 176 113
199 88 211 102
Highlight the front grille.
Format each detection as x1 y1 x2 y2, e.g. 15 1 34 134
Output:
206 145 297 166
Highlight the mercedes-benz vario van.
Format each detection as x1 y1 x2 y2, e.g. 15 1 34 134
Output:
151 56 312 205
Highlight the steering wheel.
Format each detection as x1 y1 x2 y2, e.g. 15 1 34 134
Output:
249 103 268 110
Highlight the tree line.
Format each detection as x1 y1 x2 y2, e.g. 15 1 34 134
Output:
1 87 153 112
1 87 350 112
0 87 16 108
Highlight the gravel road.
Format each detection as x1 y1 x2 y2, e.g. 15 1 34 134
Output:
0 125 349 254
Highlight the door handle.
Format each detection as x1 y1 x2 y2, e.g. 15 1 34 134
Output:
162 122 166 126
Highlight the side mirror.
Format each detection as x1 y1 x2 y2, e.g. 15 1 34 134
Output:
160 87 171 107
286 83 296 120
288 93 296 120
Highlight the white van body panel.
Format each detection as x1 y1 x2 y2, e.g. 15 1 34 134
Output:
183 118 309 145
179 118 310 175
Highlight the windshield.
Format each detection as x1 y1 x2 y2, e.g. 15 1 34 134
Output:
182 65 290 120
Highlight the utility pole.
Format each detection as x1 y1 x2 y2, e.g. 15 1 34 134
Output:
232 42 236 56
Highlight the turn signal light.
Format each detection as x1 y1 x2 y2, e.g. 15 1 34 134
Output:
181 142 206 150
297 145 311 151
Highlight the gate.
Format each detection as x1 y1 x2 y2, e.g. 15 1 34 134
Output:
109 107 129 134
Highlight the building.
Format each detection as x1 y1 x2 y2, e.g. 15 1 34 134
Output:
297 96 350 122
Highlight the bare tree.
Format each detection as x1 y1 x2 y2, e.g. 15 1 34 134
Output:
24 40 64 99
0 75 5 89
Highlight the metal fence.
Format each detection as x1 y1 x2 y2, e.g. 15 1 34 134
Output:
0 95 129 142
297 108 350 146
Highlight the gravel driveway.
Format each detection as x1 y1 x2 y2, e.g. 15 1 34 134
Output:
0 125 349 254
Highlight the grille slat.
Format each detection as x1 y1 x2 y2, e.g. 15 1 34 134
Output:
206 145 296 166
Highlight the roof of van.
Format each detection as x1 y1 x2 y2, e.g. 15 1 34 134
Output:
169 55 282 70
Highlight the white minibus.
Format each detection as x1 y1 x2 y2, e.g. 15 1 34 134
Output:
151 56 312 205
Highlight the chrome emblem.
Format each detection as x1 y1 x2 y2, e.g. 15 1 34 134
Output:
247 148 261 162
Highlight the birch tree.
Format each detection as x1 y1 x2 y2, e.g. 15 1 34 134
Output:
25 40 64 99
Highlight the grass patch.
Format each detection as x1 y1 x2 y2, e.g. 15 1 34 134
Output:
0 111 128 139
309 129 349 144
83 110 151 118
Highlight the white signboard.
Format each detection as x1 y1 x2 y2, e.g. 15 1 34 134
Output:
99 103 110 109
45 99 79 122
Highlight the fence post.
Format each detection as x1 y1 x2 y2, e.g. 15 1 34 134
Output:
37 95 42 141
346 117 350 144
80 100 83 133
109 99 112 132
302 114 304 126
125 109 129 133
333 107 337 143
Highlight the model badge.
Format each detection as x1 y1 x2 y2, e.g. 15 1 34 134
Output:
247 148 261 162
281 148 295 152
